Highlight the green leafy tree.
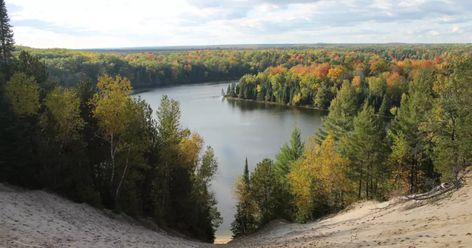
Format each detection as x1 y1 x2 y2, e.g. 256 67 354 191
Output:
250 159 283 225
16 51 49 89
192 146 222 241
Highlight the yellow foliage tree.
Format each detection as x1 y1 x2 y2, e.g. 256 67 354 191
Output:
179 133 204 168
327 66 344 80
91 74 133 185
4 73 39 117
289 135 350 220
351 75 362 88
42 88 84 145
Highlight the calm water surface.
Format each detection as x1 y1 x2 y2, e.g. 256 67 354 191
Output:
136 82 324 241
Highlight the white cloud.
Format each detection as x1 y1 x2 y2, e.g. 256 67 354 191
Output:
452 25 462 33
7 0 472 48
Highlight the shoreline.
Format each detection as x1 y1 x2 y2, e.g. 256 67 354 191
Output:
224 96 328 112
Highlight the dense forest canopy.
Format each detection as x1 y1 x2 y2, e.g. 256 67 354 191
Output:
16 44 472 90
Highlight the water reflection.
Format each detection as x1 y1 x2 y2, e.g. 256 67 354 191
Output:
136 82 324 241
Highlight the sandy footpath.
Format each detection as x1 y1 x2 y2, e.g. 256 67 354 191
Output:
228 168 472 248
1 168 472 248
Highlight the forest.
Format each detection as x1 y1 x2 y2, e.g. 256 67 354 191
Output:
17 44 471 90
1 0 472 242
230 50 472 236
0 1 220 242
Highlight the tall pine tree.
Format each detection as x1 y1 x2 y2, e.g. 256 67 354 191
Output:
340 104 388 199
388 69 437 193
316 81 359 143
0 0 14 77
231 158 257 237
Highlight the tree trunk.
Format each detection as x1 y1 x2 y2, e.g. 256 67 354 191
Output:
115 147 131 203
110 133 115 184
358 163 363 199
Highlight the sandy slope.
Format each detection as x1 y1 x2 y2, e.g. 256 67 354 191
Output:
0 184 210 248
228 168 472 248
1 169 472 248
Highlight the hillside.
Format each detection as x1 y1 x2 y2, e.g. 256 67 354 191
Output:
0 184 210 248
1 168 472 248
228 168 472 248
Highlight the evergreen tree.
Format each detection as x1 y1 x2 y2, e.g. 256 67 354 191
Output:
231 158 257 237
427 58 472 183
0 0 14 76
340 104 388 199
388 69 436 193
243 157 250 184
316 81 359 142
378 94 389 117
274 128 304 179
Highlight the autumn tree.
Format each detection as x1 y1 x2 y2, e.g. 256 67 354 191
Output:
91 74 135 204
289 135 350 221
4 73 40 117
42 88 84 145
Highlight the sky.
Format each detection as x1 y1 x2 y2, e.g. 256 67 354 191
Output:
6 0 472 49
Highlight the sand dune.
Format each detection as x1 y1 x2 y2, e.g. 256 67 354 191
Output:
0 184 210 248
1 168 472 248
228 168 472 248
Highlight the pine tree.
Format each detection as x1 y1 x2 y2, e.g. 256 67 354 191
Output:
274 128 304 179
0 0 14 74
427 58 472 183
378 94 389 116
243 157 250 184
231 158 257 237
340 103 388 199
388 69 436 193
316 81 359 143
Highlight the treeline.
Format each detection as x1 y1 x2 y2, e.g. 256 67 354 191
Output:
231 55 472 236
0 1 220 242
225 52 467 111
19 44 471 90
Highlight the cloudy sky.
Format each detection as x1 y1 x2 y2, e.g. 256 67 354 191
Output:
6 0 472 49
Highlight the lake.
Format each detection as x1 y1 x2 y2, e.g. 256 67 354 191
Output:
136 82 324 242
